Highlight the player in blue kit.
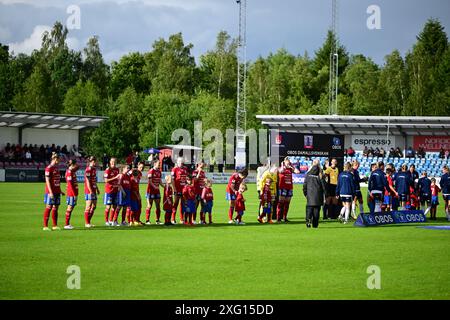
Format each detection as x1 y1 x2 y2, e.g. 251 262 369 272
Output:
395 164 413 210
418 171 432 216
440 165 450 221
336 162 356 224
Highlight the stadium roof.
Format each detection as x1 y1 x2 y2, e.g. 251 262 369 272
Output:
256 115 450 136
0 111 108 130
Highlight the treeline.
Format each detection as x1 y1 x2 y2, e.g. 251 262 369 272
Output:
0 19 449 158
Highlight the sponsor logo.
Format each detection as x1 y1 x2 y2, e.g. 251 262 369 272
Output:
332 136 342 150
304 135 313 149
275 135 282 145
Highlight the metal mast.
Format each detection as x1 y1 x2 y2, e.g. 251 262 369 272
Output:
235 0 247 169
328 0 339 115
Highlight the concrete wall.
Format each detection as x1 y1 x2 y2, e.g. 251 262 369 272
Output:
22 128 78 148
0 127 19 148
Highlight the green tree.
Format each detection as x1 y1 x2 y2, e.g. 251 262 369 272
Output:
82 36 110 98
343 55 381 115
41 21 83 112
379 50 408 116
199 31 238 99
145 33 196 94
138 91 192 149
84 87 143 158
12 63 56 113
109 52 148 99
406 19 448 115
0 44 10 110
311 30 349 103
63 80 104 116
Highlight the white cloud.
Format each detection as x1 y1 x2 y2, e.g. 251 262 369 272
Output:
7 24 80 55
8 25 50 54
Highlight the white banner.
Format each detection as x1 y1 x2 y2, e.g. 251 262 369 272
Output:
351 135 396 151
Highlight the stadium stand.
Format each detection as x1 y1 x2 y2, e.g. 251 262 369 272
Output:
290 151 449 178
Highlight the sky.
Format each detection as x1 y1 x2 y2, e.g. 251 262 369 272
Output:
1 0 449 65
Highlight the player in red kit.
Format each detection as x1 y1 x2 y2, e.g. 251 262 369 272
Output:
84 156 100 228
182 175 197 225
163 175 174 226
192 161 206 224
234 183 247 225
201 179 214 224
64 159 78 230
145 160 164 225
134 162 145 226
43 152 63 231
226 168 248 224
258 177 273 224
113 164 132 226
277 157 299 223
104 157 120 226
171 157 188 224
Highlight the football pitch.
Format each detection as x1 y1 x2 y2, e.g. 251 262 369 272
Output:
0 182 449 300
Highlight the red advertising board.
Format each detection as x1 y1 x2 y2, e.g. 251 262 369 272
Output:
413 136 450 151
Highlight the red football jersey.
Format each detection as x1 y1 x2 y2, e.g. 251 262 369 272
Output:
226 173 243 194
84 166 98 194
65 168 78 197
130 172 142 201
171 166 188 192
182 184 196 201
119 173 131 190
385 175 395 196
260 184 271 205
163 185 173 211
278 166 293 190
192 169 206 195
104 167 120 193
235 192 246 212
431 184 441 196
45 164 61 194
202 187 214 202
147 168 162 194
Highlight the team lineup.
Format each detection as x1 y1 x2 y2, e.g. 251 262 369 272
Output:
41 152 450 230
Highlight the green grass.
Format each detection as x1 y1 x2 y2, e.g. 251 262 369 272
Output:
0 182 449 300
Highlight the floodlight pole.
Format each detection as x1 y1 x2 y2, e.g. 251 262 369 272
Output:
235 0 247 169
328 0 339 116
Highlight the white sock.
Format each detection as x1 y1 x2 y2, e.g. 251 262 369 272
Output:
424 206 431 215
344 207 350 221
375 201 381 213
340 206 346 217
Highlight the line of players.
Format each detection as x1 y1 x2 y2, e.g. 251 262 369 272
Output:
335 160 450 224
42 154 220 230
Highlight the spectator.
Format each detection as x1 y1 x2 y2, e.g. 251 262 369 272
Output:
102 153 109 170
388 147 396 158
395 147 403 158
363 146 369 157
303 164 327 228
406 146 415 158
347 147 355 157
25 150 32 161
445 150 449 160
439 148 446 159
133 151 141 168
61 145 68 155
379 147 386 158
417 147 426 159
374 147 380 157
125 153 133 166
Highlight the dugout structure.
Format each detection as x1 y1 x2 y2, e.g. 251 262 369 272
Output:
0 111 108 148
257 114 450 167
